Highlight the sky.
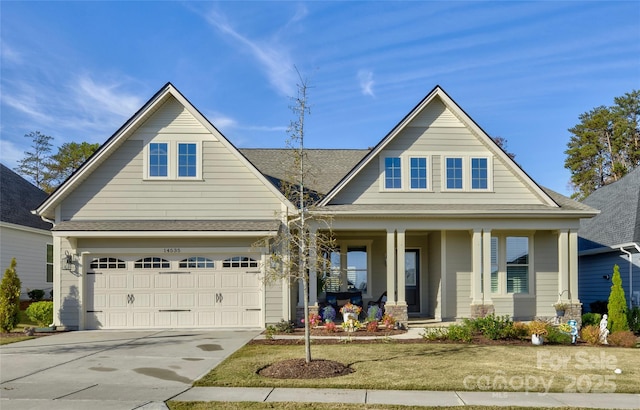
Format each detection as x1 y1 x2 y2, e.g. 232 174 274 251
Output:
1 1 639 197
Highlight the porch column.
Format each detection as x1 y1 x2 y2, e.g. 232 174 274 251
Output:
396 229 406 304
569 230 579 303
558 229 570 302
340 244 348 292
482 229 493 305
471 229 483 304
386 228 396 304
308 228 318 306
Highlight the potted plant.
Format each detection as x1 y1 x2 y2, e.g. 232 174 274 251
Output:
528 320 548 345
553 302 570 317
340 302 362 322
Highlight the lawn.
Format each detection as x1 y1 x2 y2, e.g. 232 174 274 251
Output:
0 310 37 345
168 403 597 410
195 342 640 394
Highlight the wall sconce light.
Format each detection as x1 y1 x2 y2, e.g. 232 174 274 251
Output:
62 250 76 271
602 275 611 280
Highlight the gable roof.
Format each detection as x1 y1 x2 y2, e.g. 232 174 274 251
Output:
36 83 296 220
318 85 559 208
0 164 51 230
579 167 640 250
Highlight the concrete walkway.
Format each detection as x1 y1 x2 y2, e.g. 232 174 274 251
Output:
173 387 640 408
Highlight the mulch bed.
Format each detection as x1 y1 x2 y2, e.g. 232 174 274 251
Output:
258 358 353 379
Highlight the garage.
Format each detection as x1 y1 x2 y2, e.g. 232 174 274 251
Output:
85 254 263 329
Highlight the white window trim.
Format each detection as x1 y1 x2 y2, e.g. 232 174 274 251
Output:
176 141 202 180
379 152 433 192
143 141 202 180
441 154 493 192
470 156 492 191
145 141 170 180
408 155 432 191
490 233 534 296
337 240 372 298
379 154 403 191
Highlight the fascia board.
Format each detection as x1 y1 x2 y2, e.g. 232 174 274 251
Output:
0 221 52 236
52 230 278 238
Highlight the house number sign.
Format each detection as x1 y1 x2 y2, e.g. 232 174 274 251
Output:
163 248 181 253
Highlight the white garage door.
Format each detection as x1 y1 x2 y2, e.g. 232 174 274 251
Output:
85 255 262 329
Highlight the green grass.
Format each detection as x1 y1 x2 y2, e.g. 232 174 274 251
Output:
167 403 603 410
195 343 640 393
0 310 38 345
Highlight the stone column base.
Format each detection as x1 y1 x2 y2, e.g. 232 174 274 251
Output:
384 303 408 327
470 304 495 318
295 305 319 327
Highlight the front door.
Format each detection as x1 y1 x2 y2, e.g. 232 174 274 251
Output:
405 249 420 313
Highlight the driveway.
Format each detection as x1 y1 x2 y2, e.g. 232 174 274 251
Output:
0 329 260 409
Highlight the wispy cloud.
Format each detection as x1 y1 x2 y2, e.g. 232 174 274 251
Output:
1 43 23 65
202 9 297 97
357 70 375 97
74 76 141 118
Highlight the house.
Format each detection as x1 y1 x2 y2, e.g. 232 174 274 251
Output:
578 167 640 312
35 83 597 330
1 164 53 299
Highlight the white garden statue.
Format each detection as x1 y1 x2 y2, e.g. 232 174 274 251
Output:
599 314 609 345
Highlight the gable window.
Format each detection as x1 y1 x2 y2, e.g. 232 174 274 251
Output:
223 256 258 268
490 235 531 294
410 157 428 189
149 143 168 177
178 143 197 177
384 157 402 189
134 257 170 269
471 157 488 189
446 157 463 189
46 244 53 282
90 257 126 269
179 256 214 268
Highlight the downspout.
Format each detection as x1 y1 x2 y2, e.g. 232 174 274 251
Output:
619 246 633 310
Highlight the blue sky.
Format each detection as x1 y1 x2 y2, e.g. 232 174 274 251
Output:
1 1 639 196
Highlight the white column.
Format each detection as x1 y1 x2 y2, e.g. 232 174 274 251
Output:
309 228 318 306
471 229 483 304
396 229 406 304
386 229 396 304
482 229 493 304
558 229 569 301
569 230 579 303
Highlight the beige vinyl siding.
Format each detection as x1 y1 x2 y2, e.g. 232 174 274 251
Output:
534 230 559 317
330 99 543 206
445 231 471 319
265 282 283 324
0 225 52 299
58 237 80 329
136 97 210 135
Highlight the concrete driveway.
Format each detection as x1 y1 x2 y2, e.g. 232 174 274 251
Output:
0 329 260 409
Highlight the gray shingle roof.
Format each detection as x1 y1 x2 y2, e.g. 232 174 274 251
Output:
579 167 640 249
52 219 281 232
0 164 51 230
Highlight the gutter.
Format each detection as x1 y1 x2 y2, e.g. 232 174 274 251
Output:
619 242 639 309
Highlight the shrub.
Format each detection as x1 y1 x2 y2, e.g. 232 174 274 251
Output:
580 324 601 345
274 319 295 333
582 312 602 327
474 314 513 340
0 258 22 333
546 326 572 344
367 305 382 321
25 301 53 327
307 313 322 327
27 289 45 302
381 313 395 329
528 321 549 337
627 306 640 333
590 300 608 315
264 325 276 340
422 327 448 341
607 265 629 332
608 331 637 348
505 322 530 340
446 324 473 343
366 320 379 332
324 321 337 333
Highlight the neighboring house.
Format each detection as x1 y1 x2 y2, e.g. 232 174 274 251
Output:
578 167 640 312
35 83 597 330
1 164 53 299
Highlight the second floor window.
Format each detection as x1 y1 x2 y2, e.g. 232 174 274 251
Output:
149 143 168 177
410 157 428 189
446 157 463 189
178 143 197 177
384 157 402 189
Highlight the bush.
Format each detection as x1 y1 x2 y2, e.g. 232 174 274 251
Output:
446 324 473 343
582 312 602 327
274 319 295 333
422 327 448 341
528 321 549 337
27 289 45 302
608 331 637 348
627 306 640 333
25 301 53 327
580 324 601 345
324 321 337 333
367 305 382 321
546 326 572 345
471 314 513 340
366 320 379 332
0 258 22 333
504 322 530 340
608 265 629 332
590 300 608 315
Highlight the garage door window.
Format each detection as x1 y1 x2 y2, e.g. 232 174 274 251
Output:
134 257 170 269
90 257 126 269
179 257 214 268
223 256 258 268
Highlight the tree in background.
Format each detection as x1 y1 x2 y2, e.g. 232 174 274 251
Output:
15 131 53 191
46 141 100 191
492 137 516 160
565 90 640 200
607 264 629 333
0 258 22 333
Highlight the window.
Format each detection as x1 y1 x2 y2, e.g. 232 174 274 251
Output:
322 250 342 293
46 244 53 282
347 246 368 292
223 256 258 268
178 143 197 177
410 157 428 189
471 158 488 189
490 237 498 293
446 157 463 189
149 143 168 177
134 257 170 269
90 257 126 269
506 237 529 293
179 256 214 268
321 243 370 295
384 157 402 189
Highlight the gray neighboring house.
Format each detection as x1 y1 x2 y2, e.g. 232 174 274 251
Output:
0 164 53 299
578 167 640 311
